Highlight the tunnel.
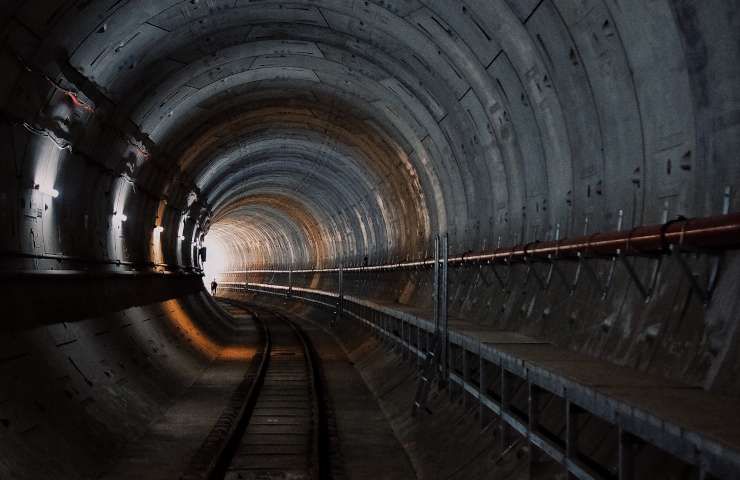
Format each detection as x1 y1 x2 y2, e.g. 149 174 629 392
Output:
1 0 740 478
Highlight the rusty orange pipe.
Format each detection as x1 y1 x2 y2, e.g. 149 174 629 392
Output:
464 212 740 264
227 212 740 274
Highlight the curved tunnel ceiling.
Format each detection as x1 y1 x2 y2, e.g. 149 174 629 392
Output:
2 2 740 477
2 0 738 277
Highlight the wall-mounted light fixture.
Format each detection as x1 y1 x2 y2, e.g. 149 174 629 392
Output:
154 225 165 233
113 211 128 222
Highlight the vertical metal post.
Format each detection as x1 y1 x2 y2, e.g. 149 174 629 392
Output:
528 383 543 476
382 313 387 346
566 401 583 479
400 317 407 360
479 351 490 429
287 267 293 298
375 310 380 340
373 309 379 339
500 365 511 452
462 349 470 408
433 235 440 334
441 234 449 384
528 383 539 433
619 428 639 480
427 329 433 362
417 325 422 370
334 263 343 326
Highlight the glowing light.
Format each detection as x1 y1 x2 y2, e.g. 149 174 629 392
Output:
154 225 164 233
202 234 229 288
34 184 59 198
113 212 128 222
161 300 254 360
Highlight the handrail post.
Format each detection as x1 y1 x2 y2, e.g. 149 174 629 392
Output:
287 266 293 298
433 235 440 334
441 234 449 384
335 263 344 325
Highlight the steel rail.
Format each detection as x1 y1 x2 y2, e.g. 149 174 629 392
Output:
180 304 271 480
203 300 326 480
275 310 323 480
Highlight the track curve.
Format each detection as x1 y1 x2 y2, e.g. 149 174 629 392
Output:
182 299 328 480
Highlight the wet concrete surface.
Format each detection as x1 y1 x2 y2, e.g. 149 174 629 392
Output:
99 299 418 479
248 295 532 480
100 304 259 480
288 310 418 479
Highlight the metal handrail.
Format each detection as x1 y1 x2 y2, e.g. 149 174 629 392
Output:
220 212 740 275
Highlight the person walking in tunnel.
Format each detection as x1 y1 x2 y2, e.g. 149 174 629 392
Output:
210 278 218 296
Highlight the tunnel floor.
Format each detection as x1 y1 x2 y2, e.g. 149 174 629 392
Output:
101 302 261 479
98 299 416 480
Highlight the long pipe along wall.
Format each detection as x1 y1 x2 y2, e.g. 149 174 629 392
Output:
1 1 739 479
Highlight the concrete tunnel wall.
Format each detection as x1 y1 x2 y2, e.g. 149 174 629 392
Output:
1 0 739 478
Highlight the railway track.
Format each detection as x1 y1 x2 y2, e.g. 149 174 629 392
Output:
181 300 328 480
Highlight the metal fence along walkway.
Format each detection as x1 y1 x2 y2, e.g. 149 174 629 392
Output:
222 282 740 480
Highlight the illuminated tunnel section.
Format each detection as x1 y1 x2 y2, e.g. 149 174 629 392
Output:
185 96 432 271
1 1 739 479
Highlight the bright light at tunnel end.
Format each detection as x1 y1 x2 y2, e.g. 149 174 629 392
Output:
202 233 229 289
35 184 60 198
